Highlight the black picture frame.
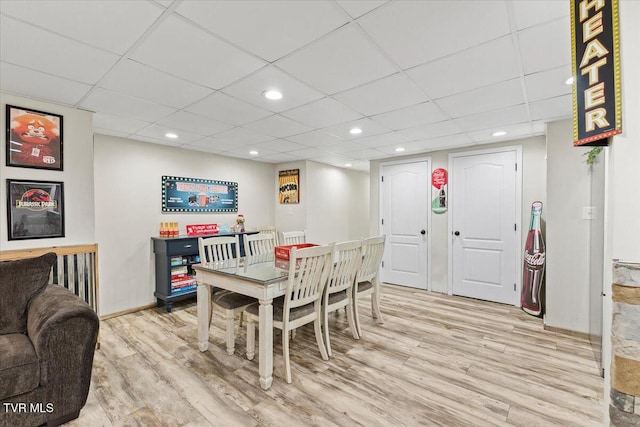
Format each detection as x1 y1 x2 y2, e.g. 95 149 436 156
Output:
7 179 65 240
6 104 64 171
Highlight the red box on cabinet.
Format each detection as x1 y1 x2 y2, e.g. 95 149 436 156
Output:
274 244 319 260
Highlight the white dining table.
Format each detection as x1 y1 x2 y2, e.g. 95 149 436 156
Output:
193 256 288 390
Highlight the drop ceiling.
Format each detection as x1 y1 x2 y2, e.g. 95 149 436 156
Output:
0 0 572 171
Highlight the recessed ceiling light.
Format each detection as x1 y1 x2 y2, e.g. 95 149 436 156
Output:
165 132 178 139
395 147 406 152
263 90 283 100
345 163 352 167
349 128 363 135
492 131 507 137
565 76 575 85
249 150 259 156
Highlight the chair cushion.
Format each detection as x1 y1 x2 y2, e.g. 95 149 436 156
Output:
356 281 373 292
0 334 40 400
328 290 348 305
246 297 315 322
0 253 56 334
212 290 256 309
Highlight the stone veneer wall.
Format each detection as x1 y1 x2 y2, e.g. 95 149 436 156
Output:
610 261 640 426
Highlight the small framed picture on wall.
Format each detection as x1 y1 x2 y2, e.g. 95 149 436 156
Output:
279 169 299 204
6 104 63 171
6 179 65 240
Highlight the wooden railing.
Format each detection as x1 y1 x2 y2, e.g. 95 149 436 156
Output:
0 244 100 316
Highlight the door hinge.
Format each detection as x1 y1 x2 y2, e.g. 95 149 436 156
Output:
514 283 516 291
381 176 384 182
514 223 517 231
381 218 384 225
382 261 384 268
515 163 518 171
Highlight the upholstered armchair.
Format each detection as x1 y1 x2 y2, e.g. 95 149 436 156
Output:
0 253 99 427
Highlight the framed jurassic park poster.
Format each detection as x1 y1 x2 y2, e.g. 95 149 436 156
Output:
6 105 63 171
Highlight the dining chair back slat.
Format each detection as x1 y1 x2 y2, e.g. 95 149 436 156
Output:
279 230 306 246
353 235 386 338
198 235 238 264
244 233 276 263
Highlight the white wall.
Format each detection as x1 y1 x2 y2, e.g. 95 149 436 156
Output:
545 119 593 333
370 136 546 293
0 93 94 250
94 134 276 316
306 161 369 244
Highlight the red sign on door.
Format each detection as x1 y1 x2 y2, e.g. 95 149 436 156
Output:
432 168 447 189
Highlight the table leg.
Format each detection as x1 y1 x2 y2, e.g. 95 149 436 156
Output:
258 298 273 390
197 283 211 352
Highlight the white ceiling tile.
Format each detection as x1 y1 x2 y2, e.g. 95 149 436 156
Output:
221 146 278 159
321 117 389 140
213 127 275 146
99 60 213 109
132 134 182 147
185 92 272 126
0 0 163 55
467 122 535 143
130 15 266 89
518 19 571 75
187 136 241 152
175 1 348 62
254 139 308 153
359 1 510 69
134 124 204 145
529 95 572 121
94 128 131 139
243 115 312 138
420 133 474 151
453 104 529 132
0 62 92 106
398 120 463 141
323 141 367 154
79 88 175 122
155 111 234 136
0 15 119 85
352 132 409 149
406 36 520 99
375 141 426 155
281 97 362 128
524 65 573 102
337 1 388 19
288 147 330 159
92 113 150 135
277 25 397 95
512 1 569 31
434 79 525 118
370 102 449 130
333 73 428 116
285 130 345 147
347 148 388 160
222 66 325 113
261 152 304 163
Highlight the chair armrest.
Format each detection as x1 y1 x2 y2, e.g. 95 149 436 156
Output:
26 285 99 386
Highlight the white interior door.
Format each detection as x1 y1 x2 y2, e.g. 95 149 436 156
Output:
381 161 429 289
451 149 519 304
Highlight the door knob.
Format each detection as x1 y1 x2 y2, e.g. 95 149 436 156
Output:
454 231 460 236
420 230 426 235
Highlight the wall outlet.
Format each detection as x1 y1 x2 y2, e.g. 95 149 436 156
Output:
582 206 596 220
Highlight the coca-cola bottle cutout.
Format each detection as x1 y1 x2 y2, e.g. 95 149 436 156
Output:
522 201 545 317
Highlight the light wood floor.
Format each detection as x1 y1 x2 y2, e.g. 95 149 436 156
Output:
67 284 604 427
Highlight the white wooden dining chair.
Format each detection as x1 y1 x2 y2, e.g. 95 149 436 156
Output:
353 235 385 337
322 240 362 357
198 235 256 355
279 230 306 246
243 233 276 263
245 244 333 383
257 226 279 246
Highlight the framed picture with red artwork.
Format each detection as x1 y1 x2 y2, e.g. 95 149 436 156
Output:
6 105 63 171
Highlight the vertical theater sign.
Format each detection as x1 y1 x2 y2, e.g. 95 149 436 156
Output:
571 0 622 146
